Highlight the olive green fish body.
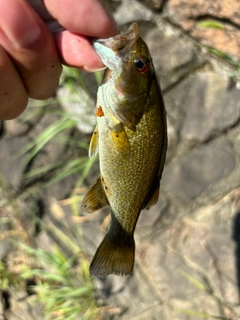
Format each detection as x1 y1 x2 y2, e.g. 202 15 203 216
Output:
81 23 167 277
98 75 165 231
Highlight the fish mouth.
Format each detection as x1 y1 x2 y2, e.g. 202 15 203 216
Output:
93 23 139 71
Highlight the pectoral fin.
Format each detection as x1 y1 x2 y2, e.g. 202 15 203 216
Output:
81 177 108 213
143 181 160 210
89 125 99 159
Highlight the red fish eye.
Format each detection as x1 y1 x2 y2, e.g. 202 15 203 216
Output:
134 57 149 74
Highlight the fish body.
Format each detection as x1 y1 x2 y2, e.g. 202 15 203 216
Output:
81 23 167 277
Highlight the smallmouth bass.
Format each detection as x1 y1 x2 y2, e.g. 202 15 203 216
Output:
81 23 167 277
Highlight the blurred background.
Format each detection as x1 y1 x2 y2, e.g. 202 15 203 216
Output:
0 0 240 319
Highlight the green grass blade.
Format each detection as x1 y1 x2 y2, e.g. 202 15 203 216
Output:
179 309 231 319
18 116 77 163
23 160 65 179
180 270 211 293
45 157 90 186
39 220 80 255
197 20 224 30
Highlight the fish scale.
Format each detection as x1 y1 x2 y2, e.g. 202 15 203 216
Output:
81 23 167 277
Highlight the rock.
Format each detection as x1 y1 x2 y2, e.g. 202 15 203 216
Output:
58 84 96 135
35 230 55 252
102 0 122 13
146 27 200 90
4 294 42 320
109 188 240 319
162 137 235 202
1 2 240 319
4 119 30 137
138 0 165 10
0 217 12 260
22 111 81 200
166 0 240 27
165 0 240 59
137 193 167 229
0 137 29 188
180 73 240 143
4 99 45 137
114 0 154 26
164 116 179 161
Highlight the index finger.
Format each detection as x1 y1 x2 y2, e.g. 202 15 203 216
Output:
43 0 119 38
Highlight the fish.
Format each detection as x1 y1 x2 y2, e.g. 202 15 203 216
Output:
81 23 167 277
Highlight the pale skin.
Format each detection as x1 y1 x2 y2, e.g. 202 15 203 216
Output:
0 0 119 120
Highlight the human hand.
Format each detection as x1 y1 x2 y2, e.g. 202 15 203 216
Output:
0 0 118 120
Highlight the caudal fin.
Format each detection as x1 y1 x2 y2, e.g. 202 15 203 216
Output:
90 220 135 278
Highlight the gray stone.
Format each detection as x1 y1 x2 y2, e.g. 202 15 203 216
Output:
140 0 165 10
58 84 96 135
162 137 235 202
164 116 179 160
1 2 240 319
0 215 13 260
146 27 199 90
4 294 43 320
110 188 240 319
180 73 240 143
35 230 54 252
164 76 194 134
23 111 80 200
0 137 29 188
137 194 167 228
114 0 154 26
4 99 45 137
5 119 30 137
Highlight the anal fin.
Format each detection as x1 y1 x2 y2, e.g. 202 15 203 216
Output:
81 177 108 214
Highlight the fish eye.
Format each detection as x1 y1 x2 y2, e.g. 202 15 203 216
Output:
134 57 149 74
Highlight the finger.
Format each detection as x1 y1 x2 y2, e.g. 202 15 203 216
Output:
55 31 106 71
43 0 119 38
0 46 28 120
0 0 62 100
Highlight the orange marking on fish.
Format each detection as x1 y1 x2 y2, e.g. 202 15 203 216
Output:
96 106 104 117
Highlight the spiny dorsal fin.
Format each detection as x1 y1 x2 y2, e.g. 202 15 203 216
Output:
89 125 99 159
81 177 108 214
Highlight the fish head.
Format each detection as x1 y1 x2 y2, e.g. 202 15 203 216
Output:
93 23 155 129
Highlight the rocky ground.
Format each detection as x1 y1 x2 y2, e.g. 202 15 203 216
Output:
1 0 240 319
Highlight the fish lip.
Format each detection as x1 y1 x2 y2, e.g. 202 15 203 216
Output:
93 41 121 70
92 23 139 70
93 23 139 51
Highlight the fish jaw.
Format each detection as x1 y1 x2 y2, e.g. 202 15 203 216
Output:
93 22 139 71
93 42 122 71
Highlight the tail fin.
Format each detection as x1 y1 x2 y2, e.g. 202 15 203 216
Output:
90 216 135 278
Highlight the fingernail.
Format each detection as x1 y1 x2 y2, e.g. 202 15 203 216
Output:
0 4 41 48
82 66 106 73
